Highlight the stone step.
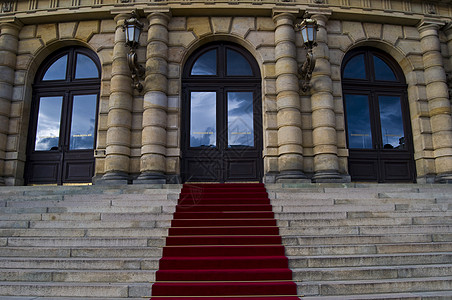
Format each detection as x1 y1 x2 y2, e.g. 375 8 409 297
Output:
282 233 452 246
298 276 452 296
0 269 156 283
0 281 150 298
1 245 161 258
279 217 414 227
0 257 159 270
302 290 452 299
6 198 177 208
281 225 452 236
273 204 396 213
47 206 175 214
6 237 153 247
285 242 452 256
28 220 170 229
289 252 452 268
292 264 452 281
0 227 168 238
0 297 145 300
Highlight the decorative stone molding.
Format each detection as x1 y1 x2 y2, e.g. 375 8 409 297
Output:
1 0 15 12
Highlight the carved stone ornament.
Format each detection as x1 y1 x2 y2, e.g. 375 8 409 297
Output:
427 3 436 14
1 0 15 12
314 0 324 3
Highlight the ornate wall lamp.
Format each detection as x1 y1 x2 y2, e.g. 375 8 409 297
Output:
296 17 318 92
123 11 145 92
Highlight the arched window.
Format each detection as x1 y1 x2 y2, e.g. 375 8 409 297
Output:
25 47 101 185
341 47 415 182
181 42 263 183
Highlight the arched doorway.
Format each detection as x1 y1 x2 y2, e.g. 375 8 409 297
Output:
341 47 415 182
181 42 263 183
25 46 101 185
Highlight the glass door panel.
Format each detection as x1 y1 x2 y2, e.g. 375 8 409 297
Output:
227 91 254 147
344 94 373 149
190 91 217 147
379 95 405 149
70 94 97 150
34 96 63 151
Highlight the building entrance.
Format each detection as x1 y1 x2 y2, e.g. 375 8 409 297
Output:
25 47 100 185
181 43 263 182
342 47 415 182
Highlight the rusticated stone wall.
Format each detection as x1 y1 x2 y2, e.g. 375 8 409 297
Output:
1 1 452 184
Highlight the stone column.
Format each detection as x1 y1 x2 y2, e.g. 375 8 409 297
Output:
99 14 133 184
0 20 21 185
273 12 307 182
309 12 344 182
134 11 170 184
419 20 452 183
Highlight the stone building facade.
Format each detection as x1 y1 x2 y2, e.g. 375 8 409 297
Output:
0 0 452 185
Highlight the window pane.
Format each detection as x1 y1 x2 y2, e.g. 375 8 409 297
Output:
70 94 97 150
35 96 63 151
379 96 405 149
191 50 217 75
343 54 366 79
374 56 397 81
227 49 253 76
190 92 216 147
42 55 68 81
75 54 99 79
228 92 254 147
345 94 373 149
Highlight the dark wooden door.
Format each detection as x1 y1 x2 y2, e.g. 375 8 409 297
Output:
25 47 100 185
181 43 263 183
342 48 415 182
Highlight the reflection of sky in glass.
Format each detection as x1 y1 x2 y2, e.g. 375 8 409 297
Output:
379 96 405 149
43 55 68 81
227 49 253 76
35 97 63 151
343 54 366 79
228 92 254 147
374 56 397 81
191 50 217 75
190 92 216 147
70 94 97 150
75 54 99 79
345 94 373 149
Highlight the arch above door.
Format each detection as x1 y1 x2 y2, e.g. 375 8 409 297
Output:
341 47 416 182
181 42 263 183
25 46 101 185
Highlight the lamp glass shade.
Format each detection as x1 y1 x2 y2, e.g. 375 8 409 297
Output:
299 19 317 48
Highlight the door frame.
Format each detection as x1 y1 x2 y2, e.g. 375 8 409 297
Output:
342 47 415 183
25 46 101 185
181 42 263 183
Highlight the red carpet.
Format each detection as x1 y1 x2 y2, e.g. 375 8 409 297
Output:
150 183 301 299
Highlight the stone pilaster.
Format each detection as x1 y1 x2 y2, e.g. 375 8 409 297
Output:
134 11 170 184
273 12 307 182
310 12 345 182
419 20 452 183
98 14 133 184
0 20 21 185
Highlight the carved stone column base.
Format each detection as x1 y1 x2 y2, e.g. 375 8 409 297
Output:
312 170 351 183
435 173 452 184
133 171 166 184
96 171 129 185
275 170 310 183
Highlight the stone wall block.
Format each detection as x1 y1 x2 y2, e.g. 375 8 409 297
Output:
231 17 255 38
105 154 130 173
422 51 444 68
18 25 36 39
169 31 196 47
327 34 352 51
37 24 57 44
276 91 301 110
274 42 296 60
75 20 100 42
89 34 115 52
144 91 168 109
277 126 302 145
211 17 232 34
187 17 212 38
278 153 303 171
148 41 168 58
147 57 168 75
0 66 14 83
424 67 447 85
342 21 366 42
141 153 166 171
395 40 422 55
247 31 275 49
430 114 452 133
145 73 168 93
107 109 132 129
18 39 43 55
312 108 336 128
257 17 275 31
148 25 169 43
363 23 382 39
311 92 334 110
425 82 449 101
275 57 297 76
142 108 167 127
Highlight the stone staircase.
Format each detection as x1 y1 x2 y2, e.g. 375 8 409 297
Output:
0 184 181 299
267 183 452 299
0 183 451 299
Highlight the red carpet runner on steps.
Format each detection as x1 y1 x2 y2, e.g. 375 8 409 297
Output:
150 183 301 300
